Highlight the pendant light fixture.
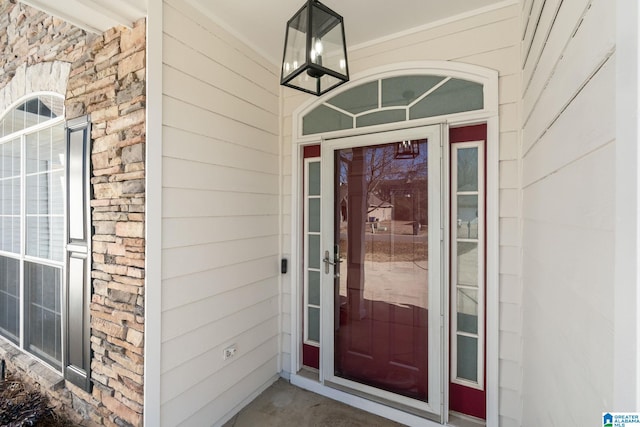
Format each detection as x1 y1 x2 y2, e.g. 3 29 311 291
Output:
280 0 349 96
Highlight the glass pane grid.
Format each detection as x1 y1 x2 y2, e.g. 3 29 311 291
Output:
0 97 66 371
305 160 322 345
451 143 483 388
0 139 21 254
24 125 65 263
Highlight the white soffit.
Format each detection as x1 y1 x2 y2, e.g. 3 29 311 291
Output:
19 0 147 34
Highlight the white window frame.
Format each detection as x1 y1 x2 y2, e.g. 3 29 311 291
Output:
450 140 485 391
304 157 322 347
0 92 66 371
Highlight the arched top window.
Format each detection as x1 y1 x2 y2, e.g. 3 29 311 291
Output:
302 74 484 135
0 94 64 138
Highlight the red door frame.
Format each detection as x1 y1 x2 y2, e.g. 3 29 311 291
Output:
449 124 487 420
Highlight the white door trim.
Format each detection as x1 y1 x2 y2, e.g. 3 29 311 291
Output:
319 125 444 420
288 61 499 425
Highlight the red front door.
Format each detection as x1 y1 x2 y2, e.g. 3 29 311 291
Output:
333 140 430 402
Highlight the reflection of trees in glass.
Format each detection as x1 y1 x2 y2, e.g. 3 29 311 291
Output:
338 140 428 223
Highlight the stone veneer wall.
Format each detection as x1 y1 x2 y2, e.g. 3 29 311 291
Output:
0 2 146 426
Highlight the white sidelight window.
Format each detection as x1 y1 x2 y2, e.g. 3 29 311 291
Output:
451 140 485 390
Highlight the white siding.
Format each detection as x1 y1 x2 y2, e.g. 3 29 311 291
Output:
520 0 615 425
160 1 281 425
281 3 523 425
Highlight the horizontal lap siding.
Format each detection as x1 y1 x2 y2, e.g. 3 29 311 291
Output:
521 0 615 425
281 3 523 424
161 1 281 425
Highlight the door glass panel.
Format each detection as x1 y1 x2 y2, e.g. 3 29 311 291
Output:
308 198 321 233
457 147 478 191
457 242 478 287
456 335 478 382
457 289 478 334
308 234 321 270
457 195 478 239
308 162 321 195
308 270 320 306
334 140 429 402
308 307 320 342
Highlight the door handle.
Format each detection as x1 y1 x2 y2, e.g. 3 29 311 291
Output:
323 250 343 277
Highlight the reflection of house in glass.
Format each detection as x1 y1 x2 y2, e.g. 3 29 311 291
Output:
369 194 393 223
339 187 394 223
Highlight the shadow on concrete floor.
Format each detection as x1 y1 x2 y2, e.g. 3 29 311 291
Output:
223 378 403 427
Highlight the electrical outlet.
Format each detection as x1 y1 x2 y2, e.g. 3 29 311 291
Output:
223 344 237 360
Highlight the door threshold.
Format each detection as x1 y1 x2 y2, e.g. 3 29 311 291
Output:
448 411 485 427
291 372 480 427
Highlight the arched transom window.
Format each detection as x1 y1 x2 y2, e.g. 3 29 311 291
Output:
0 94 64 137
302 74 484 135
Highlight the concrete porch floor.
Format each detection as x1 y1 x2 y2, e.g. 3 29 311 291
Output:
223 378 403 427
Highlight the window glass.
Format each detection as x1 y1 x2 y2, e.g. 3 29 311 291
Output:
0 256 20 343
0 139 21 253
308 270 320 306
302 75 484 135
457 195 479 240
410 79 483 120
25 261 62 368
326 81 378 114
457 288 478 334
356 110 405 128
308 307 320 342
308 234 321 270
308 161 321 196
457 242 478 287
25 124 65 262
457 335 478 382
381 75 445 107
457 147 478 192
303 104 352 135
308 198 320 233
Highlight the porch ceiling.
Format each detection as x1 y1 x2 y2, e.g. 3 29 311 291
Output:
188 0 512 65
19 0 146 34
